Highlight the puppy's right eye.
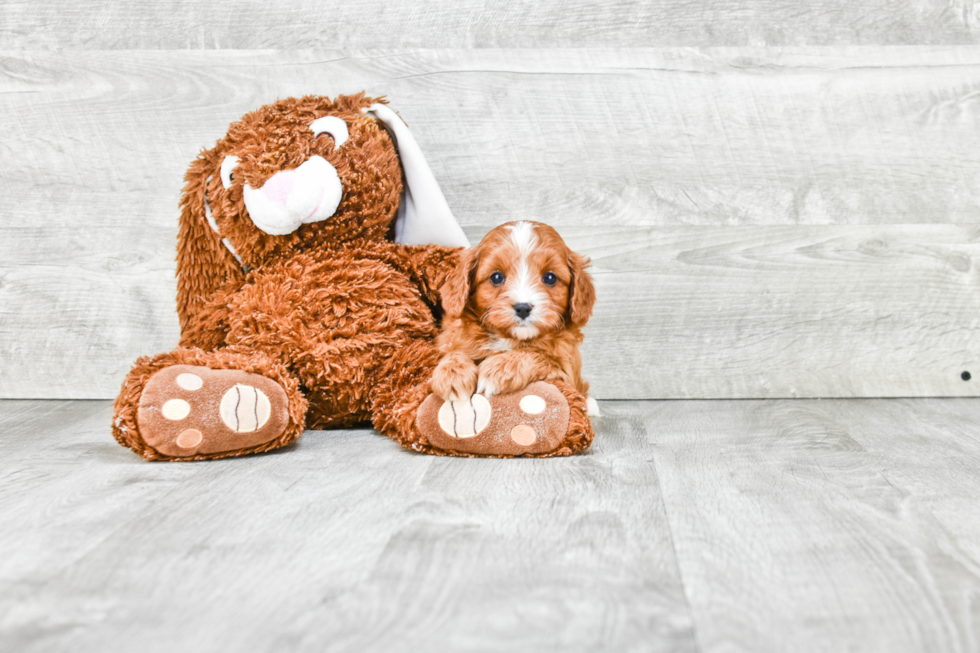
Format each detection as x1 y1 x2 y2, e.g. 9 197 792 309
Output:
489 271 505 286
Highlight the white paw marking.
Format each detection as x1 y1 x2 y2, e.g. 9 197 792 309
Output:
476 377 498 396
586 397 601 417
219 384 271 433
161 399 191 421
438 395 492 438
511 424 537 446
176 429 203 449
176 373 203 391
519 394 546 415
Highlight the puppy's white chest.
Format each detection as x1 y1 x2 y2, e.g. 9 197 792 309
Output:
484 337 513 352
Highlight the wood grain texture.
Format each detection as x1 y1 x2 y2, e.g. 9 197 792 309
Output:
6 49 980 230
4 398 980 652
4 48 980 398
3 223 978 399
831 399 980 583
637 398 980 653
0 400 696 653
570 224 980 399
2 0 980 49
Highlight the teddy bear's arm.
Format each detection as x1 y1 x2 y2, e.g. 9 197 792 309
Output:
375 243 462 307
176 282 237 351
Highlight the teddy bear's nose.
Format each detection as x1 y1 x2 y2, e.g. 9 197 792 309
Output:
262 171 296 205
242 155 342 236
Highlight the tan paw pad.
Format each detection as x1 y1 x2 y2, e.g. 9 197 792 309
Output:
176 373 203 391
437 395 492 438
176 429 203 449
137 364 290 458
220 385 272 433
417 381 570 456
161 399 191 420
510 424 537 446
519 394 546 415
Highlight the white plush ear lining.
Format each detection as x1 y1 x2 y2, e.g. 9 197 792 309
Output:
363 104 470 248
203 175 248 272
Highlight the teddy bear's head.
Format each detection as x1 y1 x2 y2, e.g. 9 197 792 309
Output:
175 93 468 333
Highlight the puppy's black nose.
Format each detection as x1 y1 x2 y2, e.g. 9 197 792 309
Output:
514 303 533 320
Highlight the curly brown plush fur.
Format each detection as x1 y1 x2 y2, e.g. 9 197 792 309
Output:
111 93 593 460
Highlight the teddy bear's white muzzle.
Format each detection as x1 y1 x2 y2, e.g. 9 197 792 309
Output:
242 156 343 236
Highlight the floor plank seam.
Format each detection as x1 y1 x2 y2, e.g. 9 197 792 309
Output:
634 411 706 653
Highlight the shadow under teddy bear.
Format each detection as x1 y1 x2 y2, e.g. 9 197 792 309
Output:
111 93 594 460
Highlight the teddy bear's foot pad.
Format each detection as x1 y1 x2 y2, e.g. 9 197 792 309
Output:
417 381 570 456
137 365 290 457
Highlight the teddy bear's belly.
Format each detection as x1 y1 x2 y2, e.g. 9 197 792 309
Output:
224 255 439 422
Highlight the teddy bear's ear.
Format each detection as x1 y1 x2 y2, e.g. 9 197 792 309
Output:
363 104 470 248
175 147 246 336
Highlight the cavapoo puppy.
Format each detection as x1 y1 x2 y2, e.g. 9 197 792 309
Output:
432 220 599 415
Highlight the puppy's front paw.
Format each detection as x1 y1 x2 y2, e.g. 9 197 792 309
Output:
431 353 478 402
477 353 533 397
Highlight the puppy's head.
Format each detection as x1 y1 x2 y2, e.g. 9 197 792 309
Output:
441 221 596 340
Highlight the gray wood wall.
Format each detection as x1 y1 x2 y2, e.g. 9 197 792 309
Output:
2 3 980 400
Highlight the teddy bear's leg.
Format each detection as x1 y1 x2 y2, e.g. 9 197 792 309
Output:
112 348 307 461
415 380 594 457
369 340 594 457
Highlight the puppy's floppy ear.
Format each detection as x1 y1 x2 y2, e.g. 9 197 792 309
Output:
440 247 478 319
567 251 596 327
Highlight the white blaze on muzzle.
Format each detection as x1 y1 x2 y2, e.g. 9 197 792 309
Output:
241 155 343 236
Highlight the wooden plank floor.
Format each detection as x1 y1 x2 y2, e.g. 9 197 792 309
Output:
1 399 978 652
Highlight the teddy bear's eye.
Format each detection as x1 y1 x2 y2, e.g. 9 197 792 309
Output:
220 155 240 190
490 271 505 286
543 272 557 287
310 116 349 148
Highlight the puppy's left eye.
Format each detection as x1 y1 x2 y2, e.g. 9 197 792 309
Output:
490 271 505 286
543 272 557 286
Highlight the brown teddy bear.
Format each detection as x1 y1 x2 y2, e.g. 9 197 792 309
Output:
111 93 595 460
